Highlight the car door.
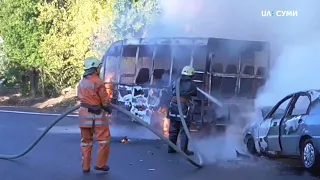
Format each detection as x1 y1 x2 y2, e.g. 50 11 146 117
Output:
258 94 295 152
280 93 311 156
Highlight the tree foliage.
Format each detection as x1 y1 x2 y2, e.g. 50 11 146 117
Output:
0 38 4 73
0 0 47 68
37 0 116 95
114 0 161 39
0 0 161 97
0 0 46 95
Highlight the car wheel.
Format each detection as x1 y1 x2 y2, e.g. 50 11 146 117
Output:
246 136 257 155
301 138 320 172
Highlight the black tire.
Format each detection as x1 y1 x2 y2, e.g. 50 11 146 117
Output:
301 138 320 172
246 136 257 155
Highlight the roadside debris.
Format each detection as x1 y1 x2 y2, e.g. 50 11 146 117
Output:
121 136 131 144
148 151 154 155
236 150 251 159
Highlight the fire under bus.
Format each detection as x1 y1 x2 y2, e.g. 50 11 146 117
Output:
101 38 270 135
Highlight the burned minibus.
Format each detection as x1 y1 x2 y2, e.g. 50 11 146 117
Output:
101 38 270 134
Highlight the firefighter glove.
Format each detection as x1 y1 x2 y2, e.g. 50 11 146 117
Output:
102 105 112 114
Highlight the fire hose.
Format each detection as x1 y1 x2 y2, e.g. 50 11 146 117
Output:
0 77 213 168
0 90 202 168
0 105 80 160
174 77 204 168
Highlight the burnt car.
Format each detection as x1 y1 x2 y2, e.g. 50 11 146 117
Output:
243 89 320 172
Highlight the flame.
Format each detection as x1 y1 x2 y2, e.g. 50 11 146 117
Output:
104 73 114 99
121 136 130 144
158 107 170 137
105 73 113 83
163 117 170 137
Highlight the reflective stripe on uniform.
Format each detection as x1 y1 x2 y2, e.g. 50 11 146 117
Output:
78 106 109 127
81 120 109 126
79 114 104 119
81 142 93 147
97 140 110 145
168 112 187 118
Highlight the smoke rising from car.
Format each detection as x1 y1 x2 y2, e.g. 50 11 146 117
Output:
254 1 320 108
192 124 245 163
144 0 320 162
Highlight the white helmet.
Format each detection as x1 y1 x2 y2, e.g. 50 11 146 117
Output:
181 66 195 76
84 57 102 70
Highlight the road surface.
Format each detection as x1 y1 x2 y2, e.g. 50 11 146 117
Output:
0 110 319 180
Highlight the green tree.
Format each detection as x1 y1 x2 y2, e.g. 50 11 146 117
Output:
0 37 4 72
0 37 6 80
0 0 162 98
37 0 116 95
113 0 161 39
0 0 47 96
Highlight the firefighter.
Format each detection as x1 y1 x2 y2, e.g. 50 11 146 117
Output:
168 65 197 155
77 57 112 173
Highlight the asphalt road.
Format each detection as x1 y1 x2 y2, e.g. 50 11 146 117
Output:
0 111 319 180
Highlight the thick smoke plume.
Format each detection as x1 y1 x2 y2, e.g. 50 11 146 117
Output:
146 0 320 163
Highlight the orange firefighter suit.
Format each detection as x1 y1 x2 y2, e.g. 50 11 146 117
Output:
77 72 111 172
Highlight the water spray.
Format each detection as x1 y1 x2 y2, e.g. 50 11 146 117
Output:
196 87 223 107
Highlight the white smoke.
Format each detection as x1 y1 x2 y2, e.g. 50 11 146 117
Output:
254 1 320 107
192 125 244 163
150 0 320 61
147 0 320 163
150 0 320 108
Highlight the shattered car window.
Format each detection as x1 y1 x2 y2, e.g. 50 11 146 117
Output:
272 97 291 119
291 95 310 115
309 98 320 115
273 109 286 119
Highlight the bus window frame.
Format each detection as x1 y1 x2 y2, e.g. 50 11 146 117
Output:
149 46 157 85
102 41 122 84
117 45 140 85
118 45 155 86
102 55 120 84
103 43 210 89
149 45 175 88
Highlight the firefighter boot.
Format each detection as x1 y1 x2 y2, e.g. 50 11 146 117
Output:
82 169 90 173
181 136 194 156
94 165 110 172
184 149 194 156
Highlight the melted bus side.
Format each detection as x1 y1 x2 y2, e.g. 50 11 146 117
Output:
101 38 270 133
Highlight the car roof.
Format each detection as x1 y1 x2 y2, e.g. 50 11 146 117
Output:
290 89 320 101
306 89 320 101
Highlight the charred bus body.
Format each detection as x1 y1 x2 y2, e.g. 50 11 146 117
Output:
101 38 270 133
